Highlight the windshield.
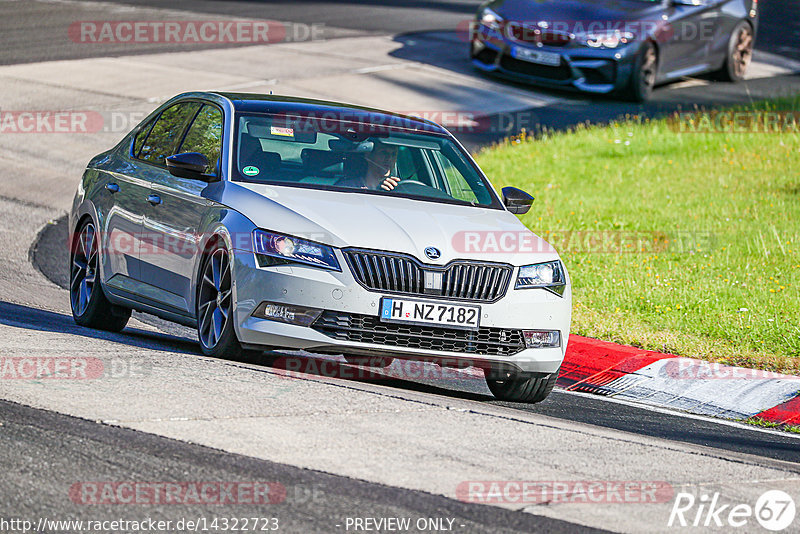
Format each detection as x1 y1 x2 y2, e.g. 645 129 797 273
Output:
232 113 501 209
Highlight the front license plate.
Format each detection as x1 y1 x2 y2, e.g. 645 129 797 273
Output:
511 47 561 66
380 297 480 331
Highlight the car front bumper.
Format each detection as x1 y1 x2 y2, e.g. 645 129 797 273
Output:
230 248 571 375
471 25 640 94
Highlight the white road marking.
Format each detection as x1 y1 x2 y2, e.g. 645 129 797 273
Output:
558 388 800 440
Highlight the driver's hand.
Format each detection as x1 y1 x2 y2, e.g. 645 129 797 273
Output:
380 176 400 191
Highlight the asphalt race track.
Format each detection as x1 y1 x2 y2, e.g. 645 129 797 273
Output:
2 1 800 533
4 399 608 534
23 221 800 463
3 0 800 147
4 0 800 63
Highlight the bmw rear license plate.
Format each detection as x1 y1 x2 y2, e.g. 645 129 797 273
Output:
512 46 561 66
380 297 480 331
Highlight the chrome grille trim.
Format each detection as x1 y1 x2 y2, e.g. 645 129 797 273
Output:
343 249 512 303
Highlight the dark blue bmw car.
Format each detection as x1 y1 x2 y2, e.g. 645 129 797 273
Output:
470 0 759 101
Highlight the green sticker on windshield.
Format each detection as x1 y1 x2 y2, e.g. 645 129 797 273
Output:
242 166 260 176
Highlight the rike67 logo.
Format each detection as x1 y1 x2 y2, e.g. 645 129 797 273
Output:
669 490 796 531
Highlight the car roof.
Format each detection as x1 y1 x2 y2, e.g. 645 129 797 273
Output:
211 92 449 135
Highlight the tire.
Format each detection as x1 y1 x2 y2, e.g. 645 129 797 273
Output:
196 239 250 360
623 42 657 102
714 21 754 82
343 355 394 368
484 367 560 403
69 218 130 332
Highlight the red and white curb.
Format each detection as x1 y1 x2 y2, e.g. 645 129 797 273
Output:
559 336 800 426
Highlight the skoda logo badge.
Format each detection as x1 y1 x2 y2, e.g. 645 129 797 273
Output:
424 247 441 260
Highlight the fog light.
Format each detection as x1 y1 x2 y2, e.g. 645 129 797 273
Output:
252 302 322 326
523 330 561 348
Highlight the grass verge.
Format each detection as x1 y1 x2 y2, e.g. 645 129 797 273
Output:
476 96 800 373
745 416 800 434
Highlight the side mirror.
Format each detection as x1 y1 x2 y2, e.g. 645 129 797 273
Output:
165 152 216 181
502 186 534 214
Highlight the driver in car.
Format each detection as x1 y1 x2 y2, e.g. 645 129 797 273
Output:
338 141 401 191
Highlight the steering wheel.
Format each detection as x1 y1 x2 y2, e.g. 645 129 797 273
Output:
393 179 429 190
392 179 455 201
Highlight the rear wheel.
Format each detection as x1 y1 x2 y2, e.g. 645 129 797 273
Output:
623 42 657 102
196 240 250 360
484 367 559 403
343 355 394 368
70 219 130 331
715 21 753 82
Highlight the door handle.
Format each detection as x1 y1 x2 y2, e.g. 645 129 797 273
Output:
105 183 120 194
147 194 162 206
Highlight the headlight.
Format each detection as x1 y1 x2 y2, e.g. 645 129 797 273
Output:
515 260 566 296
577 30 634 49
253 230 341 271
479 7 503 30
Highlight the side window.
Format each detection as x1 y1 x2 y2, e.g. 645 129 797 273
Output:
431 150 479 203
178 105 223 175
396 146 433 185
138 102 202 166
132 117 156 158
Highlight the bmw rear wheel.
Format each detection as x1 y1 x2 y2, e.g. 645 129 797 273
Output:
716 21 753 82
70 218 130 331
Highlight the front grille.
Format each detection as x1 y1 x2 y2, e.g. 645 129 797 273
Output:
500 55 572 80
343 249 511 302
509 26 572 47
540 31 572 47
313 311 526 356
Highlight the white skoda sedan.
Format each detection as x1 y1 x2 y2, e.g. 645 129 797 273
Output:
69 92 571 403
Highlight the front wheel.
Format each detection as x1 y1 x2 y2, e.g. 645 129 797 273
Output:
623 42 657 102
714 21 753 82
484 367 559 403
70 219 130 332
196 240 249 360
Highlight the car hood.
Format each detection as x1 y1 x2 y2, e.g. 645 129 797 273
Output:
228 182 560 266
487 0 663 25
